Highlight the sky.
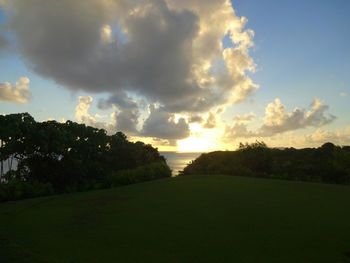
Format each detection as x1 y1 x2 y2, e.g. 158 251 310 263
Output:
0 0 349 152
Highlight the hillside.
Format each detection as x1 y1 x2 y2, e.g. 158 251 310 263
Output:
1 175 350 262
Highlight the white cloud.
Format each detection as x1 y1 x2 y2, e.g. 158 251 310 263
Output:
304 128 350 145
233 112 256 123
222 47 258 103
0 77 31 103
75 96 116 133
224 122 256 139
75 96 96 124
225 98 336 139
265 127 350 149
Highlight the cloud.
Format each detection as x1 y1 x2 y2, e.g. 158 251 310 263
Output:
75 96 96 125
77 95 189 140
275 127 350 148
304 128 350 145
0 0 8 51
98 90 139 111
0 77 31 103
260 98 335 135
221 47 258 103
141 105 190 140
75 96 116 133
5 0 257 115
0 35 8 49
113 108 139 134
225 98 336 139
340 92 347 97
224 122 256 139
188 115 203 123
203 112 216 129
233 112 256 123
97 90 141 134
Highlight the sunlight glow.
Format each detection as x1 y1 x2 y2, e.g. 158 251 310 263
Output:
177 123 222 153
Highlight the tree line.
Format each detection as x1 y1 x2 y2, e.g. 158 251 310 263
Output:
181 141 350 184
0 113 171 201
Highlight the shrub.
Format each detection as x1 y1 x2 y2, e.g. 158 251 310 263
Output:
0 180 54 202
107 162 171 187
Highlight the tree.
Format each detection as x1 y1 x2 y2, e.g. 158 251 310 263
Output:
0 113 35 180
1 113 169 198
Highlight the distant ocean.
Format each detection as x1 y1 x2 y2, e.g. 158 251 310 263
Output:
160 152 202 176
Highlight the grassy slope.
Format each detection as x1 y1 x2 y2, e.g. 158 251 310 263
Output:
1 175 350 263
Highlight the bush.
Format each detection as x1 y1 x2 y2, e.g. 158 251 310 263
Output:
0 180 54 202
107 162 171 187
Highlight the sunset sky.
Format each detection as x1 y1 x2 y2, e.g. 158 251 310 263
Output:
0 0 349 152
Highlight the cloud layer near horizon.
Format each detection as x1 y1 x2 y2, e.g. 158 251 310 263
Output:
225 98 336 139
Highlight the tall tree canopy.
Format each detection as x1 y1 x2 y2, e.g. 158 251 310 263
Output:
0 113 170 201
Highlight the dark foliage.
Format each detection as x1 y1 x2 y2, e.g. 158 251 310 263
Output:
181 141 350 184
0 180 54 202
0 113 170 201
107 162 172 187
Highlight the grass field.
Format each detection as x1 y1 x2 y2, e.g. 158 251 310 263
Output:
1 175 350 262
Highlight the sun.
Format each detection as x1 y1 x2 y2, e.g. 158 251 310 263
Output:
177 136 214 153
177 123 222 153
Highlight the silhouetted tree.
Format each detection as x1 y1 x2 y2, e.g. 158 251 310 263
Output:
0 113 170 201
181 141 350 184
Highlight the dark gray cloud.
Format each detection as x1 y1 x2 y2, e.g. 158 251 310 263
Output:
0 12 8 51
82 93 189 139
0 34 7 49
97 90 140 134
4 0 259 140
114 109 139 134
141 105 190 140
8 0 209 112
5 0 257 115
98 90 139 111
188 115 203 123
9 0 113 86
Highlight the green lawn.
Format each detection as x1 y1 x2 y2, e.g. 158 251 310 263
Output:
1 175 350 262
